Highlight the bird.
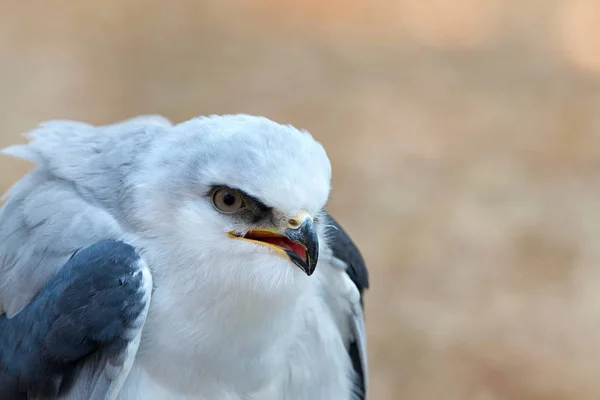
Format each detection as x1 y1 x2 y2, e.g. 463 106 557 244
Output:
0 114 369 400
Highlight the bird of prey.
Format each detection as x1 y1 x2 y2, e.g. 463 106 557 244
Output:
0 114 369 400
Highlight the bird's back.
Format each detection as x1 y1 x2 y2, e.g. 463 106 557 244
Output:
0 116 170 317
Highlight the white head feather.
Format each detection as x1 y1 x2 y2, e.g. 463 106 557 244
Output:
125 115 331 293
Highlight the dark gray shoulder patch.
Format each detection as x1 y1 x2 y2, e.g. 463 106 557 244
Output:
0 240 147 399
323 211 369 296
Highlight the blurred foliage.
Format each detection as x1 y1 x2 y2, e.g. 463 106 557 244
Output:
2 1 600 399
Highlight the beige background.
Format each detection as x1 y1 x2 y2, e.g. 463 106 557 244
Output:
2 1 600 399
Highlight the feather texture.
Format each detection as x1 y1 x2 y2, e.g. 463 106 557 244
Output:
0 114 368 400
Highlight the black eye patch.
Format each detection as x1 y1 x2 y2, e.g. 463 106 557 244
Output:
207 184 275 225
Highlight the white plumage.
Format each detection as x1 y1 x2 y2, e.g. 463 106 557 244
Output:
0 114 368 400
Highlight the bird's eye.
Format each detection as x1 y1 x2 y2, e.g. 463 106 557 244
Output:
212 188 245 213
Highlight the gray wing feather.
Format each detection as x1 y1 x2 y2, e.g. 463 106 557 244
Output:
58 257 153 400
0 116 168 398
349 300 369 399
0 173 124 317
0 115 170 316
321 212 369 399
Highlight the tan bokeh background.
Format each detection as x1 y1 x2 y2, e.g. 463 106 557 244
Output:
2 1 600 399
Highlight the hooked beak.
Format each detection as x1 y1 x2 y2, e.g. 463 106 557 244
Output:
282 217 319 276
228 213 319 276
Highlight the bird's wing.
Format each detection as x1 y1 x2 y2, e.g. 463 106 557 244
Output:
0 115 169 316
0 116 168 399
0 171 126 317
53 241 153 400
321 211 369 399
0 240 152 400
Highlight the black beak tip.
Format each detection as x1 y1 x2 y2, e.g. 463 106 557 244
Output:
285 250 317 276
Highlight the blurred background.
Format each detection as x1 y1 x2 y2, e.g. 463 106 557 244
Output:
2 0 600 398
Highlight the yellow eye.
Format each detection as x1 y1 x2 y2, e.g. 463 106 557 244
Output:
212 188 245 213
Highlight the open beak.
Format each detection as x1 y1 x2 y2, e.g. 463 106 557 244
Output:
229 215 319 276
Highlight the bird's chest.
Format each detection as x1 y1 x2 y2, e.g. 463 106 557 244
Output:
119 331 350 400
117 292 352 400
117 364 282 400
118 333 292 400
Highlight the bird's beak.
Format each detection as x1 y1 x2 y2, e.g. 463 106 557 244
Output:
283 215 319 276
229 213 319 276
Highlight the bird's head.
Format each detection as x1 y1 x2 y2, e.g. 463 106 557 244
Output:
129 114 332 293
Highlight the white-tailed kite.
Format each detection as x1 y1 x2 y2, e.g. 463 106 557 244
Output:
0 114 369 400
